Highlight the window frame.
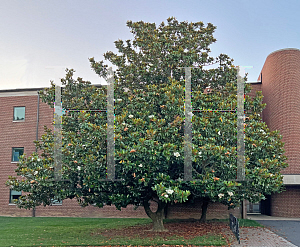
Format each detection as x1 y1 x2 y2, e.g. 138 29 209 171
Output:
9 189 22 204
50 197 63 206
11 147 24 163
13 106 26 121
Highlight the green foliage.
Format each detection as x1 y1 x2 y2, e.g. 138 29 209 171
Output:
238 218 265 227
89 16 236 92
209 218 264 227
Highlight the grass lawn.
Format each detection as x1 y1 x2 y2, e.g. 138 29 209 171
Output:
206 218 265 228
0 216 262 247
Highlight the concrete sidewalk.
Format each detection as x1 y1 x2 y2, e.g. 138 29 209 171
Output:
230 227 298 246
228 214 299 246
247 214 300 221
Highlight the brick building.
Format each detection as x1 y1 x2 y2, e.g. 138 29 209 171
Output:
0 87 239 219
249 48 300 217
1 48 299 218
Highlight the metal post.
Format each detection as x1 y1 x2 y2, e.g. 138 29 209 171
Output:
106 67 115 180
184 67 193 181
237 68 245 181
54 85 63 180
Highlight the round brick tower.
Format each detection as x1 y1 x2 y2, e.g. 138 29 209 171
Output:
259 48 300 217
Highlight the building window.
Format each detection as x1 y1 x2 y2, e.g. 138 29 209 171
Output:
51 197 62 205
13 106 25 121
12 147 24 162
9 189 22 203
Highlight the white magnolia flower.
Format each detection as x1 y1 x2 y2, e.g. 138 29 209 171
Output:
164 194 169 198
174 152 180 157
77 166 81 171
37 158 41 162
148 115 154 118
270 174 274 177
198 151 202 157
128 115 134 118
122 122 126 125
34 171 38 175
166 189 174 195
117 99 122 102
218 131 221 135
228 191 234 197
123 88 130 92
138 164 143 167
128 125 132 127
229 165 232 168
218 193 224 199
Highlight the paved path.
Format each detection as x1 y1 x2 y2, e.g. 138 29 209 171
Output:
248 214 300 246
226 214 299 246
230 227 298 247
254 220 300 246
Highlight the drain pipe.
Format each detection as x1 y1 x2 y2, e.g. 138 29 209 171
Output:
36 92 40 148
32 91 40 217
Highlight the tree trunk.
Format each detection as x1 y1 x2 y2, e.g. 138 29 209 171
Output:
164 203 169 219
199 198 209 223
143 200 167 231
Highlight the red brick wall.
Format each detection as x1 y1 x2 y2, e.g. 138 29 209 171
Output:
167 201 240 220
0 93 53 216
256 48 300 218
5 198 240 219
0 91 239 219
259 48 300 175
247 83 262 99
247 83 263 119
271 186 300 217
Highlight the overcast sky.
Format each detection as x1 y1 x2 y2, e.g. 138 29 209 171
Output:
0 0 299 90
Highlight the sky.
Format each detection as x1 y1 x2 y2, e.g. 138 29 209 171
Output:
0 0 299 90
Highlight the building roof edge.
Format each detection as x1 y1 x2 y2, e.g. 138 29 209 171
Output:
0 87 45 93
267 48 300 57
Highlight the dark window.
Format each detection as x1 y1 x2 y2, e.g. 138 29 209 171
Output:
13 106 25 121
9 189 22 203
51 198 62 205
12 148 24 162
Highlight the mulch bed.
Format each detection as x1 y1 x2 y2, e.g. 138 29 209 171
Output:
90 220 235 246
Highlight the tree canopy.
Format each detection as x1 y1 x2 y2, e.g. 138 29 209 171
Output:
89 16 236 92
7 17 287 231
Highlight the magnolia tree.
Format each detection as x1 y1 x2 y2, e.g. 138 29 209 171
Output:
6 17 288 230
181 81 288 222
